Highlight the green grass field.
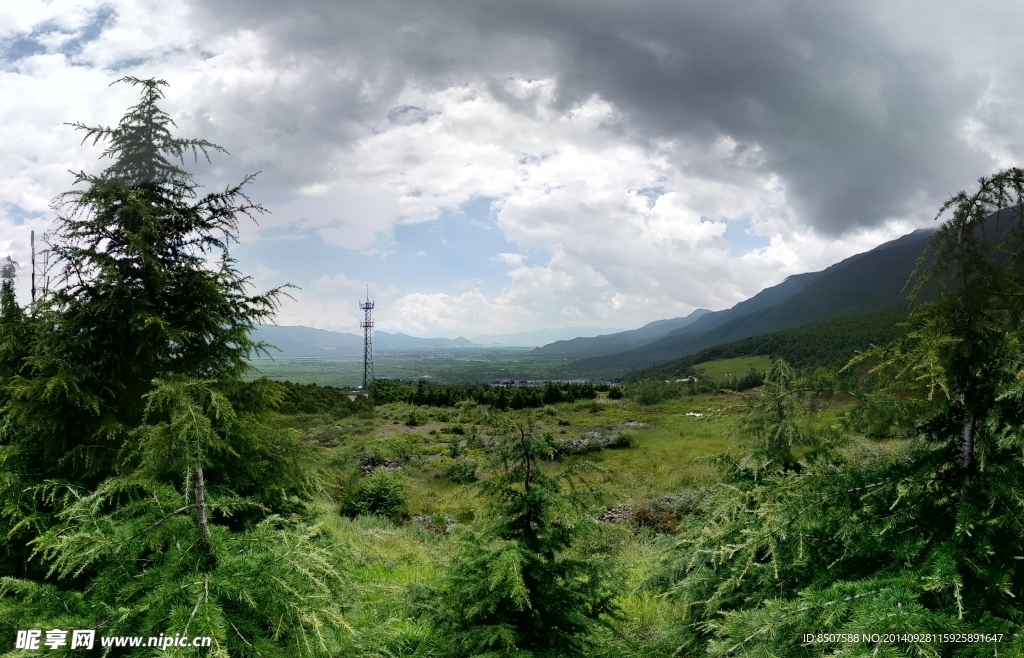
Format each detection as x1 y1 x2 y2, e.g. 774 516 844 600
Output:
279 390 750 656
693 354 772 379
268 378 860 656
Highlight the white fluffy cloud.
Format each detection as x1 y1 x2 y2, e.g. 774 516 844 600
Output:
2 0 1021 336
320 80 912 333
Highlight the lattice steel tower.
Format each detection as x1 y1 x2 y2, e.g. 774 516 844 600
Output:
359 288 374 390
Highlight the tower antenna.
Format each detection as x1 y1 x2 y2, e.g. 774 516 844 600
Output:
359 285 374 391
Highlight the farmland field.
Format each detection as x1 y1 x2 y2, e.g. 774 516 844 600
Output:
247 347 587 386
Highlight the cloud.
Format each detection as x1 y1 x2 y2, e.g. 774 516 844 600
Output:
3 0 1024 335
187 0 1017 234
493 253 524 267
388 288 531 337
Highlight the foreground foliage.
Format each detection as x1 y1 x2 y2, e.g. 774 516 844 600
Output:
0 78 345 656
652 170 1024 656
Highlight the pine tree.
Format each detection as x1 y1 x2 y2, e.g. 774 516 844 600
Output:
0 78 348 656
0 273 28 387
426 420 618 657
732 358 810 467
4 77 286 480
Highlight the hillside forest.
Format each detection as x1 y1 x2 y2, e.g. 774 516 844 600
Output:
2 79 1024 657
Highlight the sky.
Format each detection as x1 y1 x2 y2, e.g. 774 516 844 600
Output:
2 0 1022 338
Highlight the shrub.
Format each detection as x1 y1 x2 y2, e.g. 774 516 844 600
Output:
385 433 423 462
609 430 635 449
444 459 478 484
608 386 624 400
405 411 422 426
634 380 666 404
342 468 407 522
629 499 679 534
356 444 386 469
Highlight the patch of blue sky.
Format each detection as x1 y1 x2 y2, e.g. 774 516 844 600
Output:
635 186 666 209
3 36 47 61
60 6 115 55
236 196 535 299
107 57 150 71
721 218 770 257
1 6 115 62
2 204 47 226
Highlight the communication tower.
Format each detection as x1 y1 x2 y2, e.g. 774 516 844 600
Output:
29 231 54 302
359 287 374 390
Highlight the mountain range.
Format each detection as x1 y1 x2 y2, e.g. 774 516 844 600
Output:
561 227 936 372
253 227 936 370
250 325 474 358
469 326 622 347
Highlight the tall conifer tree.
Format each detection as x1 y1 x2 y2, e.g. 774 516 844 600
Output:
0 78 347 657
426 421 618 657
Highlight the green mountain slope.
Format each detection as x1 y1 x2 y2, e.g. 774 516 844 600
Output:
250 324 476 358
530 307 712 358
575 228 934 373
623 308 909 381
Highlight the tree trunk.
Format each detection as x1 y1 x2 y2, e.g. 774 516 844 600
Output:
194 467 211 538
960 409 978 487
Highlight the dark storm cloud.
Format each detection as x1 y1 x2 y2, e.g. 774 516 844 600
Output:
188 0 1005 234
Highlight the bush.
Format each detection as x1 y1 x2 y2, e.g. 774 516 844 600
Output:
444 459 478 484
608 386 624 400
385 432 423 463
342 468 407 522
609 430 635 449
627 379 687 405
405 411 421 426
629 499 679 534
356 444 386 469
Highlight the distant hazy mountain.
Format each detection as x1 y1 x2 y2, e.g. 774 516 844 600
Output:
377 332 475 349
568 228 937 372
470 327 621 347
531 308 712 358
251 325 475 358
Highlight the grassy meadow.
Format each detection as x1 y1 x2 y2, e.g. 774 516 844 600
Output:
692 354 773 380
269 379 779 655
